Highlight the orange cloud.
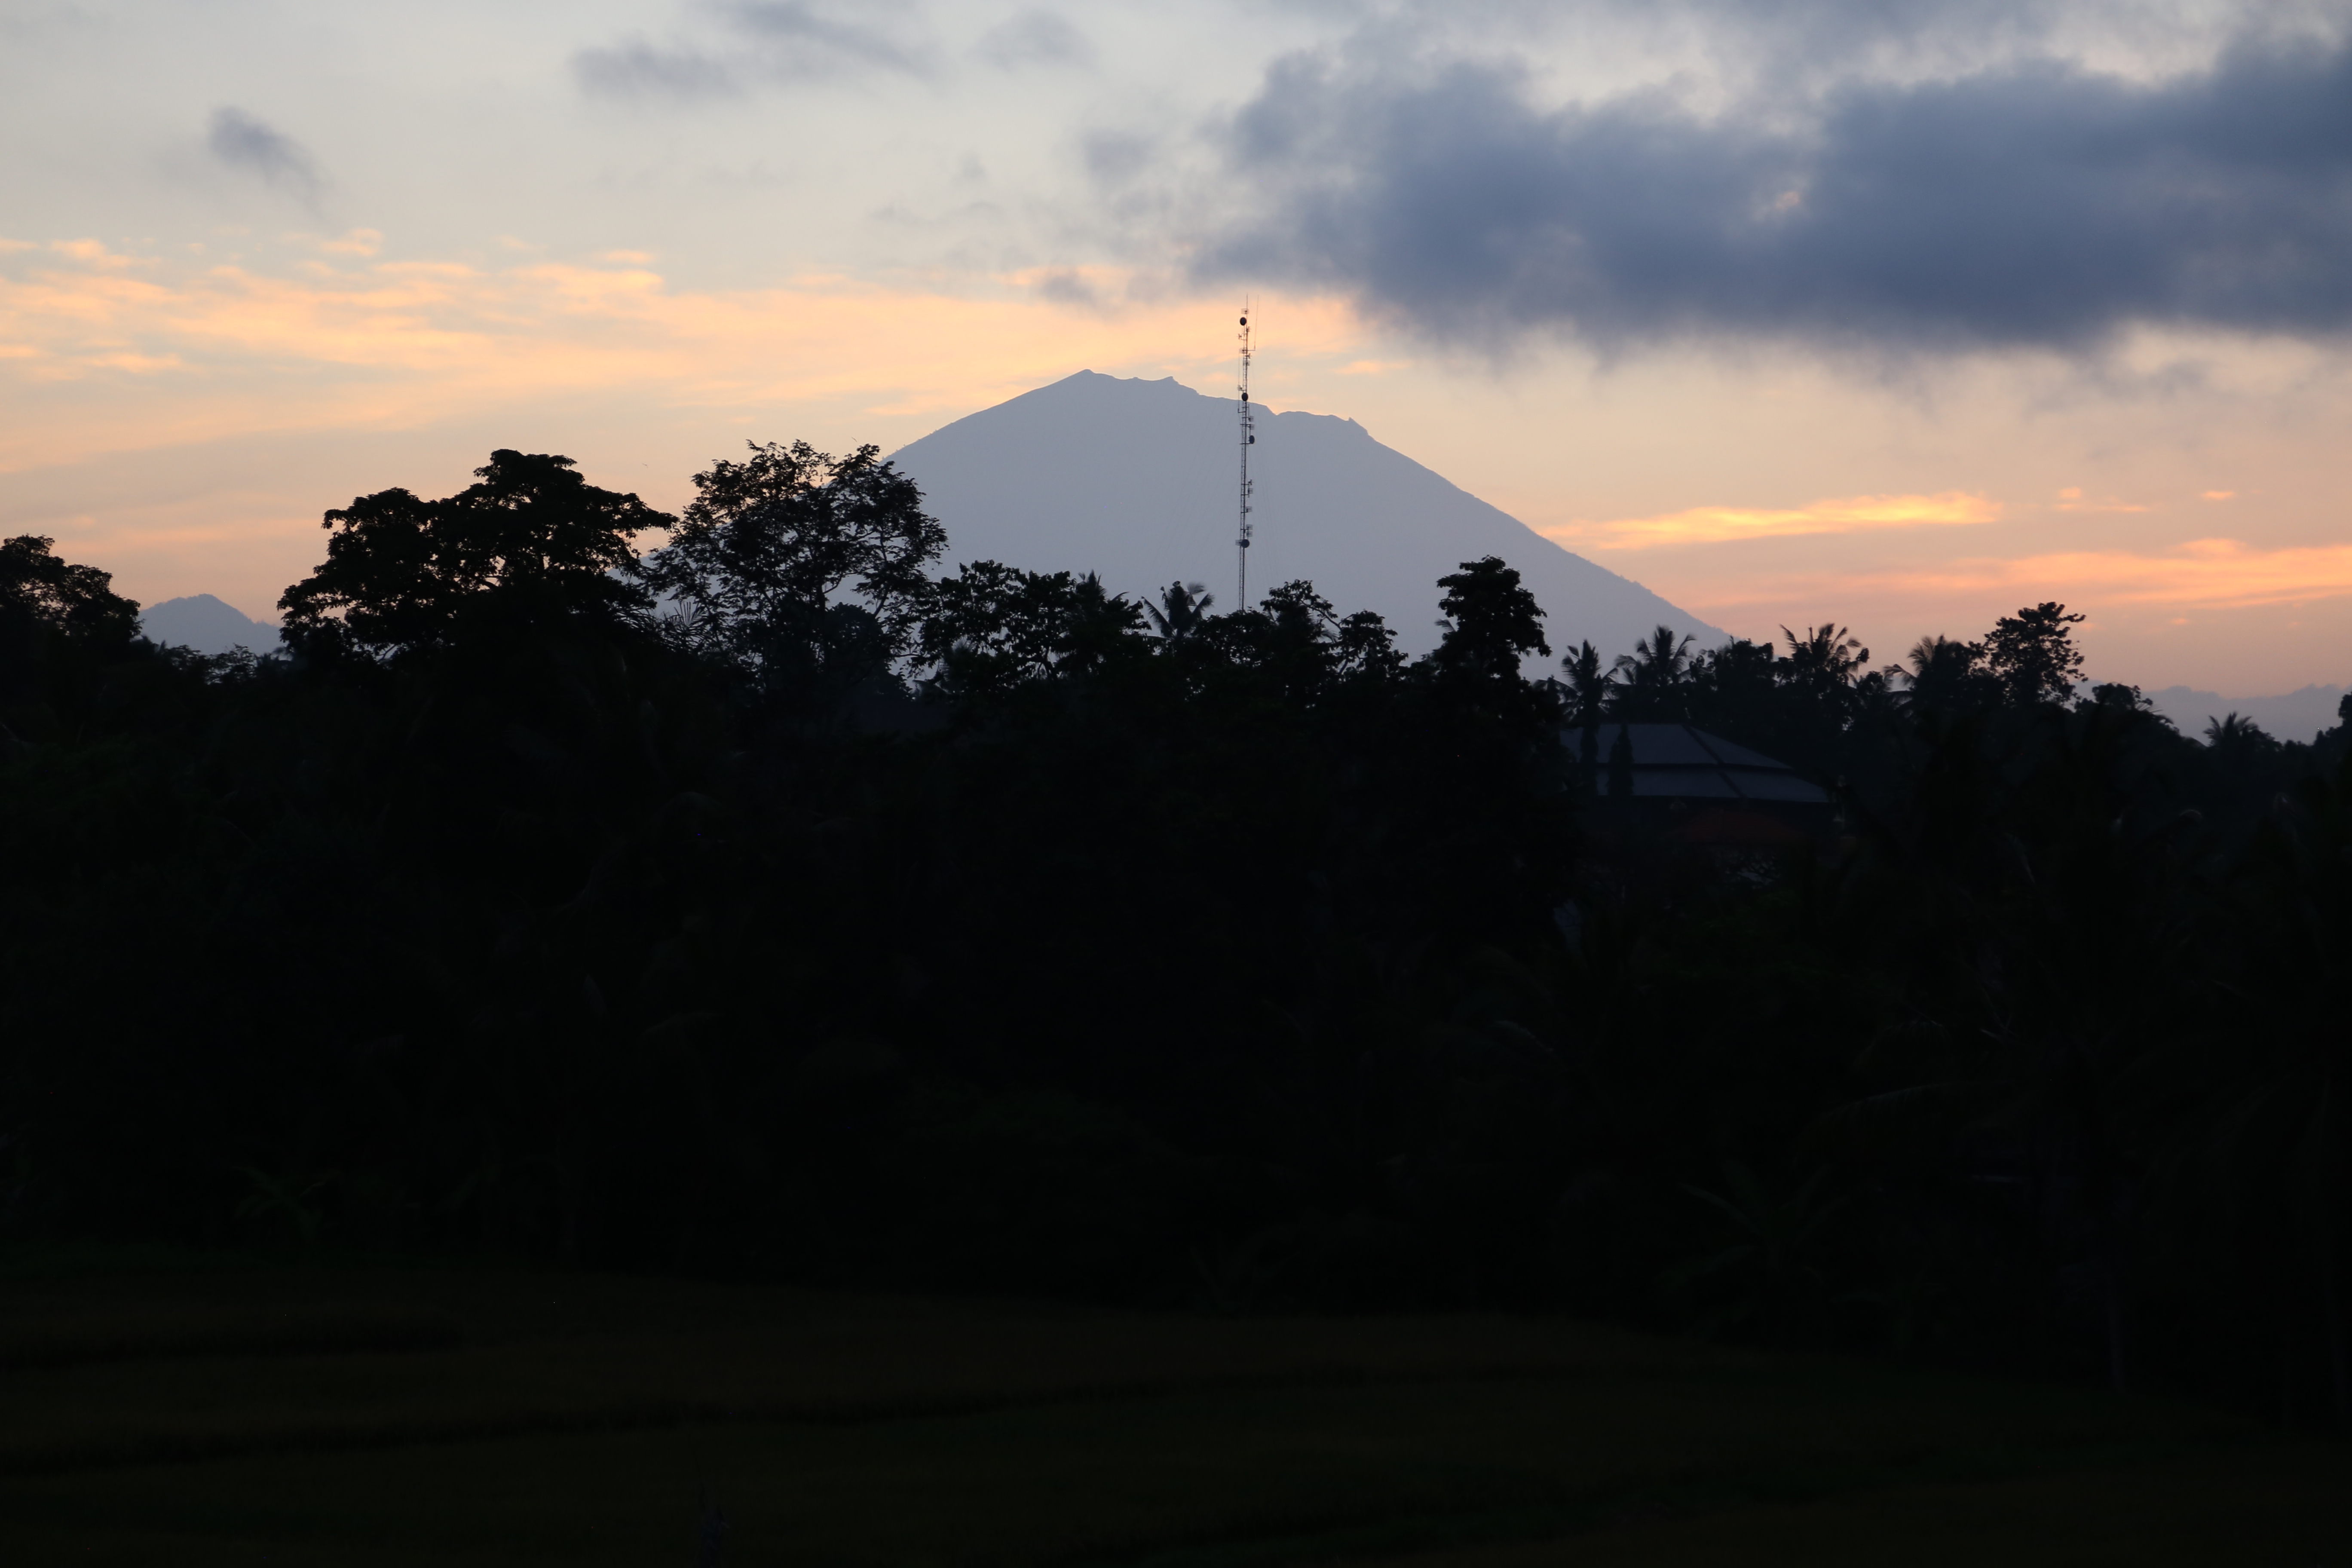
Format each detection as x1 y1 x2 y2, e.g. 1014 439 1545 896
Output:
50 238 150 270
1690 538 2352 613
1548 491 2001 549
2054 486 2149 513
0 241 1369 472
2017 539 2352 607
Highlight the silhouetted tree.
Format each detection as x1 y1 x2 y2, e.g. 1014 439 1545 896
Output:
641 441 942 708
2 536 150 746
1142 581 1214 643
1981 602 2087 707
280 451 669 660
917 562 1145 699
2213 755 2352 1423
1780 623 1870 694
1433 558 1549 668
1428 557 1553 725
1559 640 1613 728
0 535 141 643
20 455 2352 1423
1611 625 1697 720
1332 607 1406 686
1902 635 1994 714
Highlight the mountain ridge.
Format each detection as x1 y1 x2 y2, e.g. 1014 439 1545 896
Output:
2143 683 2347 744
140 594 280 656
888 371 1725 664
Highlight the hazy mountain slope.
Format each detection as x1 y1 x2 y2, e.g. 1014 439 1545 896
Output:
2144 683 2348 744
141 594 280 655
890 371 1724 661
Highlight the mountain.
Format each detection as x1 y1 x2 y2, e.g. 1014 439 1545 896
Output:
2144 683 2348 744
140 594 280 655
888 371 1724 663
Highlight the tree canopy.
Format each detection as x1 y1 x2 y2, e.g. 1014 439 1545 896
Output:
279 450 670 660
6 443 2351 1432
641 441 943 701
1 534 140 643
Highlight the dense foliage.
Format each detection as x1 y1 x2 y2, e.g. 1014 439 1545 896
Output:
5 446 2350 1428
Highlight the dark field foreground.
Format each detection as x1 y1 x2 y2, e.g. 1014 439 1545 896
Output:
0 1252 2343 1566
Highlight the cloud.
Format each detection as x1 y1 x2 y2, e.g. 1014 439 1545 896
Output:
1201 30 2352 354
0 238 1369 469
573 40 736 98
1691 538 2352 613
2053 487 2148 513
206 108 324 207
2071 537 2352 606
1026 267 1099 305
977 9 1091 69
575 2 930 98
1084 130 1155 183
729 1 929 74
1554 490 2001 548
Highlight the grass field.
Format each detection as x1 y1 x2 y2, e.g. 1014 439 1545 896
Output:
0 1249 2342 1565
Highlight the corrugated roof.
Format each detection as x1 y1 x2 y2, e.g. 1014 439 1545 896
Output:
1568 723 1831 805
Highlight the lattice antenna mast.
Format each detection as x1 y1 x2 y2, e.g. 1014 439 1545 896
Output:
1236 303 1255 606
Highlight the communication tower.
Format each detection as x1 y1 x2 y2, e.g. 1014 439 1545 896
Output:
1235 304 1256 606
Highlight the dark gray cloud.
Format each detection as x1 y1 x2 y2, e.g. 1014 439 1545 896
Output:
729 1 929 74
1084 129 1154 182
574 1 931 98
205 107 323 205
977 9 1092 69
1030 266 1098 303
1203 33 2352 352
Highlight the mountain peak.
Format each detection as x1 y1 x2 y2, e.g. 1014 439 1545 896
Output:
141 594 280 656
890 374 1721 663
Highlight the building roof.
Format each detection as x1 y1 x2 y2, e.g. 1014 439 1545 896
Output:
1568 723 1831 805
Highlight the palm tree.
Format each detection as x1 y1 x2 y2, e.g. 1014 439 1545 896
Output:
1898 635 1988 714
1906 635 1962 679
1782 623 1870 688
1141 581 1213 643
1611 625 1696 719
1560 640 1614 727
2203 711 2275 754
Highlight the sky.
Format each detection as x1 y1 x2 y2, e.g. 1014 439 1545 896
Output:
3 0 2350 695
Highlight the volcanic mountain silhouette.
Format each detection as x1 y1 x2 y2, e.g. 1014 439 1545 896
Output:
890 371 1724 662
140 593 280 655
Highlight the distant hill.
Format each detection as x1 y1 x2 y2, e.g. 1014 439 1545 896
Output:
140 594 280 656
2144 683 2348 744
889 371 1724 663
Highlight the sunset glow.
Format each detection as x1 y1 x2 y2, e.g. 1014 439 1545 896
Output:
0 239 1369 469
1550 493 2003 549
4 0 2350 695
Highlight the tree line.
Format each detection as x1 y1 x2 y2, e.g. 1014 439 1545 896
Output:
4 444 2349 1426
